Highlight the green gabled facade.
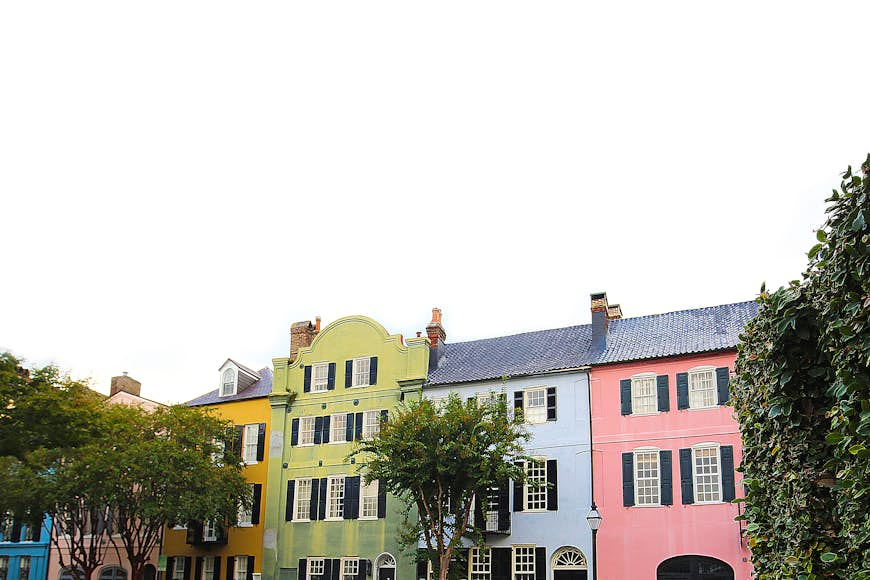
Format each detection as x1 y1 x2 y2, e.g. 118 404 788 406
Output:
263 316 429 580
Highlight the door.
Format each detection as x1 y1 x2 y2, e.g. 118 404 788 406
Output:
657 556 734 580
554 570 587 580
378 568 395 580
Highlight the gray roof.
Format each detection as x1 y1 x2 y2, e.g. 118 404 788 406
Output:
186 367 273 406
426 301 758 386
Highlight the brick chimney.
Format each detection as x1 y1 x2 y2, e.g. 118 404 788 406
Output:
607 303 623 320
426 308 447 371
591 292 616 353
110 372 141 397
290 318 320 362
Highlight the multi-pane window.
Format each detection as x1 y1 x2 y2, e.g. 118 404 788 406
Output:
308 559 325 580
326 476 345 519
19 557 31 580
429 397 447 414
299 417 316 446
352 358 370 387
693 445 722 502
173 557 186 580
360 480 378 519
202 520 218 542
243 424 259 463
631 374 657 415
202 557 216 580
238 484 254 526
362 411 381 440
634 450 660 505
234 557 247 580
295 478 312 520
512 546 536 580
330 414 347 443
0 557 8 580
211 438 225 466
312 363 329 392
221 369 235 396
688 368 716 409
470 548 491 580
1 513 14 540
341 559 358 580
524 388 547 424
524 459 547 510
23 520 38 541
485 487 499 531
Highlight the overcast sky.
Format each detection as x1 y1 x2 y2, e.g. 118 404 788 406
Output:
1 1 868 404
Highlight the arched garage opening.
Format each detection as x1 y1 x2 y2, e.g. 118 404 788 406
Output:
657 555 734 580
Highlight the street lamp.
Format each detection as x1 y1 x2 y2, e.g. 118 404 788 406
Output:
586 503 602 579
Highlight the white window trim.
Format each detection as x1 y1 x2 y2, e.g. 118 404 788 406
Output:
362 410 381 440
523 387 548 425
220 367 238 397
630 372 659 416
307 558 326 580
632 447 661 507
329 413 348 444
311 362 330 392
202 520 218 542
468 547 491 580
511 545 537 580
293 478 312 522
687 366 718 410
325 475 346 521
237 484 254 527
233 557 247 580
692 442 723 504
201 557 216 580
350 357 370 388
298 416 316 447
523 457 548 512
242 424 259 465
340 558 359 580
172 558 186 580
359 479 379 520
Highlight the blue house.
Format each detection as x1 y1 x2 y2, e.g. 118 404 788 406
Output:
0 514 52 580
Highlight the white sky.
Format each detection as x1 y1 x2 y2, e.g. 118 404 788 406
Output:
1 1 868 404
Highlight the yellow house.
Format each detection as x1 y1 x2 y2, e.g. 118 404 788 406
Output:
162 359 272 580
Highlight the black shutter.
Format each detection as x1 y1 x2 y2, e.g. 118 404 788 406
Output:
10 519 21 542
679 448 694 504
514 391 524 415
380 409 388 425
322 415 331 444
354 412 363 441
473 491 484 528
546 460 558 510
318 478 328 520
285 480 295 521
492 548 511 580
195 558 203 580
622 452 635 507
323 560 332 580
721 446 735 501
497 481 510 532
233 426 244 458
356 560 366 580
344 476 360 520
546 387 556 421
332 560 341 580
186 523 197 545
716 367 730 405
298 560 307 580
247 558 254 580
660 450 673 506
377 480 387 518
345 360 354 388
327 363 336 390
314 417 324 445
657 376 670 412
676 373 689 410
166 558 175 580
225 559 234 580
251 484 262 525
304 366 312 392
310 478 321 520
620 379 632 415
513 462 524 511
345 413 355 442
214 557 221 580
369 357 378 385
184 558 192 580
291 419 300 446
256 423 266 461
416 561 427 580
534 548 546 580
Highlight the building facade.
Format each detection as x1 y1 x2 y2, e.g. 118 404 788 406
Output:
0 515 51 580
262 316 429 580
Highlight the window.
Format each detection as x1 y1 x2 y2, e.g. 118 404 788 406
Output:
631 374 657 415
351 357 370 387
476 391 495 406
307 559 325 580
341 559 358 580
238 484 254 526
99 568 126 580
524 388 546 424
1 512 14 540
360 480 378 519
693 445 722 503
211 439 225 466
634 450 660 506
485 487 499 531
362 410 381 440
233 557 247 580
295 479 312 521
330 414 347 443
202 520 217 542
202 558 216 580
429 397 447 414
172 559 185 580
23 520 38 541
221 369 236 397
59 568 84 580
19 557 32 580
243 424 259 463
512 546 535 580
312 363 329 392
0 558 7 580
524 459 547 511
326 476 345 519
299 417 316 446
688 367 716 409
470 548 491 580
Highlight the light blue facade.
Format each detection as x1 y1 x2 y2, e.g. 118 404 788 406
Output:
424 370 593 580
0 515 52 580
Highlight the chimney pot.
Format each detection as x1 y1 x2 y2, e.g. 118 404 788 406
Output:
290 319 320 362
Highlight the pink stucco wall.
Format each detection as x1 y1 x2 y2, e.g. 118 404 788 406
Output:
591 352 752 580
46 539 159 580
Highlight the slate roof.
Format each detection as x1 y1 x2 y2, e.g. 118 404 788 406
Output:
186 367 273 406
426 301 758 386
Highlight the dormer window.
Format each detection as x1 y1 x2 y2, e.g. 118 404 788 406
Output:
221 368 237 397
218 359 260 397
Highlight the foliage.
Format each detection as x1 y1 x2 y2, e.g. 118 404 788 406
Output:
733 155 870 579
352 393 531 580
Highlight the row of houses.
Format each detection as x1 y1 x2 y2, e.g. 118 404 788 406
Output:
1 293 757 580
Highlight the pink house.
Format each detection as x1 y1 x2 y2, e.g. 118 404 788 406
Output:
588 294 756 580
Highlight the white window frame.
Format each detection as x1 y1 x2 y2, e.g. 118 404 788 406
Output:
172 558 186 580
299 416 316 446
233 557 247 580
311 362 330 392
294 478 312 522
307 559 325 580
692 443 722 503
201 557 216 580
633 448 661 506
202 520 218 542
18 557 31 580
325 475 346 520
237 483 254 527
484 486 499 531
362 410 381 440
242 424 259 464
523 457 547 511
210 438 225 466
469 547 491 580
341 559 359 580
360 479 378 520
330 413 347 444
512 545 536 580
523 387 547 425
428 396 448 415
630 372 658 415
688 366 717 409
221 368 237 397
351 357 370 388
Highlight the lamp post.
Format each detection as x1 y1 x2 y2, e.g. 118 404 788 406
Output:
586 503 602 580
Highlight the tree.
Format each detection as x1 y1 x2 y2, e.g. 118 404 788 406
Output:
732 154 869 579
353 394 531 580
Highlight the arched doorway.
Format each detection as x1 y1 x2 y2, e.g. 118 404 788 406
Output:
375 553 396 580
657 556 734 580
551 547 588 580
144 565 157 580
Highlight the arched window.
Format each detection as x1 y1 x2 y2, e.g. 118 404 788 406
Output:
221 368 236 396
551 547 587 580
98 568 127 580
60 568 85 580
657 556 733 580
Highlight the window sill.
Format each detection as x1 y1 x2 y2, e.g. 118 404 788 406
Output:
236 523 253 528
297 443 314 447
692 500 724 505
324 516 343 522
523 508 548 513
293 519 311 523
358 516 378 521
348 384 369 389
243 460 259 466
631 503 664 508
328 440 347 445
629 411 660 417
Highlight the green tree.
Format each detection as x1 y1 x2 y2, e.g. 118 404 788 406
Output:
353 394 531 580
732 154 870 579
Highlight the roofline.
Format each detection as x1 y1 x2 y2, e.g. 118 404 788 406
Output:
591 346 739 369
426 365 592 388
186 392 270 407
